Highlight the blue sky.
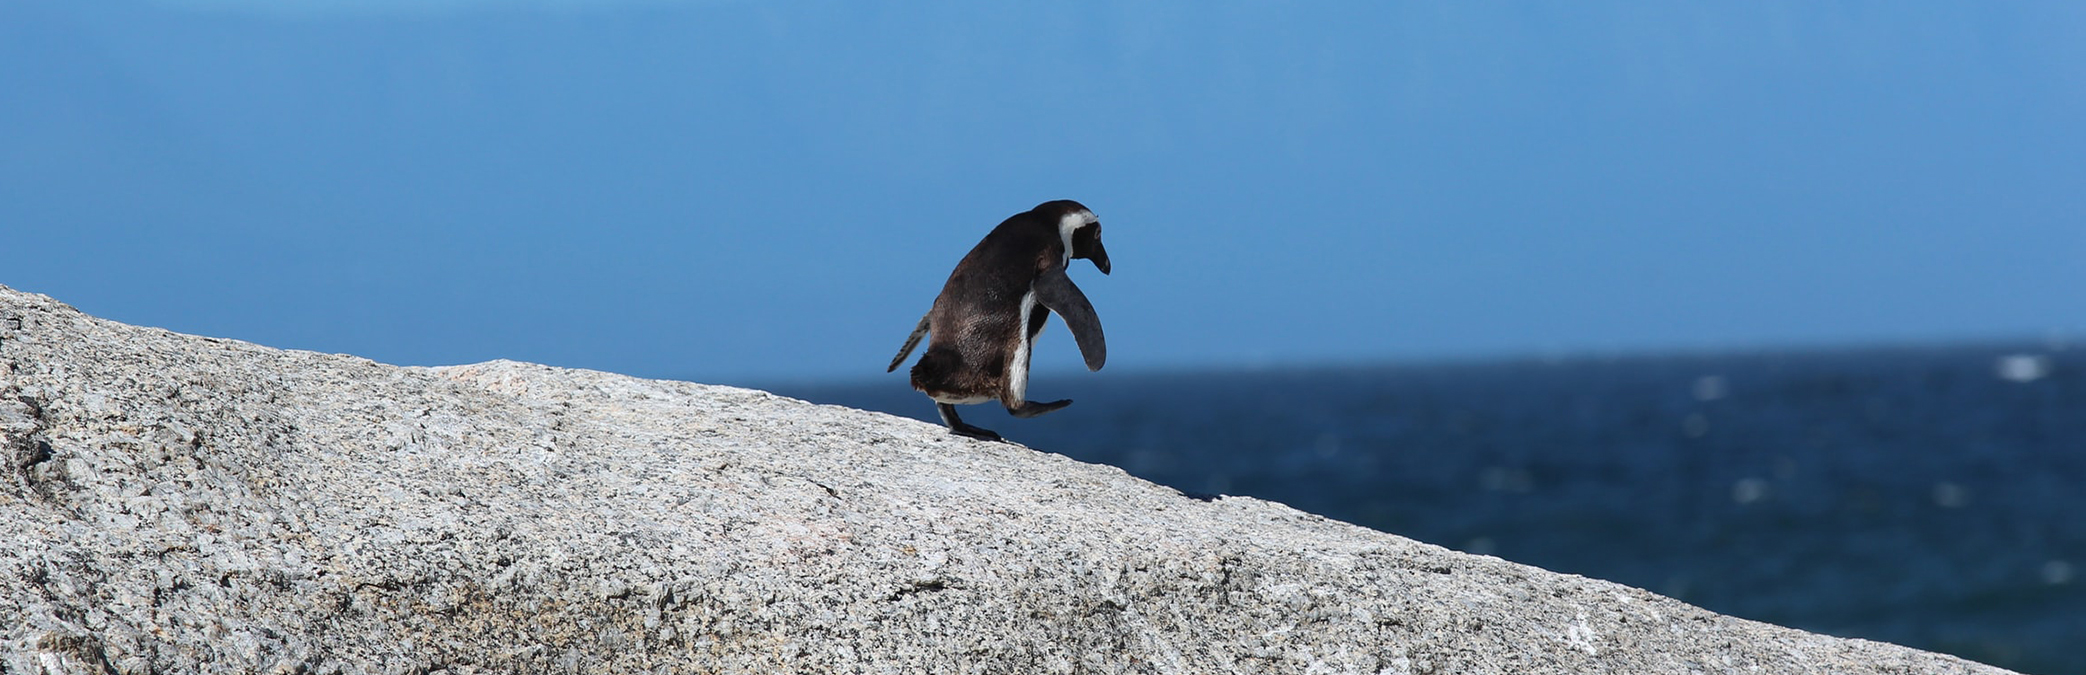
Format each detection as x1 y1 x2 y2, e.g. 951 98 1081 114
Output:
6 1 2084 383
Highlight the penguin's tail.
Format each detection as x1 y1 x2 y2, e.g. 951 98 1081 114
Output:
886 313 931 372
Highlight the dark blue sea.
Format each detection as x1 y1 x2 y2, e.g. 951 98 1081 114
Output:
764 343 2085 675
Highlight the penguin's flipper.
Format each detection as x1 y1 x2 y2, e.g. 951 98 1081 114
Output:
1034 267 1106 371
887 313 932 372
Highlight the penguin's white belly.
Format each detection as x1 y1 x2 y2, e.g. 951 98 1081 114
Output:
1007 289 1038 402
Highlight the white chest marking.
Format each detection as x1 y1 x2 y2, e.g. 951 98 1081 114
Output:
1007 289 1038 402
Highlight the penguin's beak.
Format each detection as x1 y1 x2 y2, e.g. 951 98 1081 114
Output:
1088 240 1111 275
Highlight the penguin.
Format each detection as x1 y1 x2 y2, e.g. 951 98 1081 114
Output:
887 200 1111 441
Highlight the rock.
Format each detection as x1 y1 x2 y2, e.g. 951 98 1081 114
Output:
0 284 2012 675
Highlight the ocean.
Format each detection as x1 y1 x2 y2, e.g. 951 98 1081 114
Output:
765 342 2085 675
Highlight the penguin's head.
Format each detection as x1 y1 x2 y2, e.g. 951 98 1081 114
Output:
1046 200 1111 275
1072 218 1110 275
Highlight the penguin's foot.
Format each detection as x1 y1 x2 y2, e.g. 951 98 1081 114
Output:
1006 399 1072 419
937 403 1004 442
948 424 1003 442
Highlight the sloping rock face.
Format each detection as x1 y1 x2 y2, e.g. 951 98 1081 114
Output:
0 285 2011 675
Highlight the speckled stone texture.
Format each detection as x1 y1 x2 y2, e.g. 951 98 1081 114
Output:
0 285 2012 675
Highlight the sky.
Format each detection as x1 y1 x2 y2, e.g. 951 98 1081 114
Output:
5 1 2084 384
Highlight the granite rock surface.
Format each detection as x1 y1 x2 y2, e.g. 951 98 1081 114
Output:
0 285 2012 674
